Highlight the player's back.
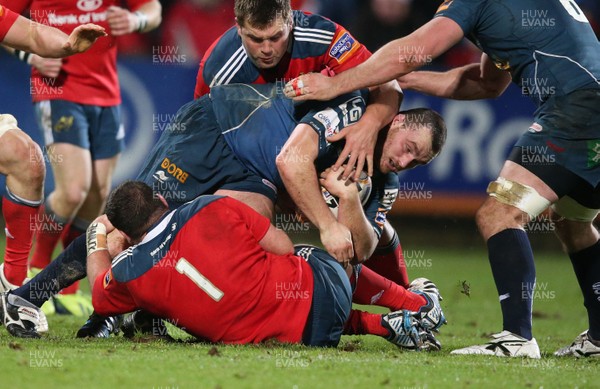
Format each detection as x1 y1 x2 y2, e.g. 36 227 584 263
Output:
211 83 368 189
109 196 314 344
437 0 600 104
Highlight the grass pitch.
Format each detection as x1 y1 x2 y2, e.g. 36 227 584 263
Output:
0 244 598 389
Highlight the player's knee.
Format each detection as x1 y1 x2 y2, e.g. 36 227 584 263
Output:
1 130 45 185
550 198 600 252
25 140 46 187
59 186 89 210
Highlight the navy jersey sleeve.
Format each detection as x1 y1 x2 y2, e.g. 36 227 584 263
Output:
296 89 369 158
362 173 399 239
434 0 485 35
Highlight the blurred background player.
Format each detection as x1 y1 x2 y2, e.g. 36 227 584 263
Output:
0 0 161 315
284 0 600 359
0 4 105 292
195 0 410 288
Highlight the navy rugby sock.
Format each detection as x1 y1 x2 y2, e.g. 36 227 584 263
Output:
568 240 600 341
487 229 535 340
12 234 87 308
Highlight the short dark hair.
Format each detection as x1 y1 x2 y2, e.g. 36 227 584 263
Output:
400 108 447 158
235 0 291 28
105 180 168 240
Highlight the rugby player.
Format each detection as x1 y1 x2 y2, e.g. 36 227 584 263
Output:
194 0 411 287
77 181 439 349
0 84 446 340
0 4 105 292
1 0 161 313
284 0 600 358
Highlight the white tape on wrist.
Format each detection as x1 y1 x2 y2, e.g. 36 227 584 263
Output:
134 11 148 32
86 221 108 256
0 114 18 138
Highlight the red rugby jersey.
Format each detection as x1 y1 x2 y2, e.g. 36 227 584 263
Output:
1 0 150 105
0 5 18 41
194 10 371 98
93 196 314 344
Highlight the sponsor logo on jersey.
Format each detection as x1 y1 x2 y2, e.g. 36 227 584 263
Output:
160 157 189 183
0 5 5 17
103 270 112 288
587 140 600 168
53 116 74 133
528 122 543 133
295 246 315 261
329 32 359 64
153 170 169 183
381 189 399 210
77 0 102 12
375 210 387 228
313 108 341 140
436 0 453 13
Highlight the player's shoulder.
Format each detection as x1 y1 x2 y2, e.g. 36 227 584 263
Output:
291 10 338 57
435 0 488 20
202 27 257 86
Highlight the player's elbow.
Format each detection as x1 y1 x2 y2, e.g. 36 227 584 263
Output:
353 235 378 264
276 146 294 177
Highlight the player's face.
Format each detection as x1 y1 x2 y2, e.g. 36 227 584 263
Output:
237 17 292 69
379 114 434 173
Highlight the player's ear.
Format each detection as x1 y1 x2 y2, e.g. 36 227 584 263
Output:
119 230 134 245
157 194 169 209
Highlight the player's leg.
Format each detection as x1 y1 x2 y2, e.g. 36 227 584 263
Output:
352 264 425 311
551 194 600 357
0 116 45 290
59 155 119 296
30 101 93 272
362 221 409 287
452 158 557 358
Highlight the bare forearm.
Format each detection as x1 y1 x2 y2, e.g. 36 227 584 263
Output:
364 80 403 129
337 194 377 262
400 56 512 100
86 250 111 287
259 224 294 255
134 1 162 32
334 41 418 98
4 19 68 57
279 160 337 230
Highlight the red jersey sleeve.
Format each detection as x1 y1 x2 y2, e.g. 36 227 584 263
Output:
219 197 271 242
193 37 220 99
124 0 155 12
0 0 30 15
324 24 371 74
92 268 138 316
0 5 18 42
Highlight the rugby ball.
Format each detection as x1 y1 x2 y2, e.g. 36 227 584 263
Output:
321 171 372 217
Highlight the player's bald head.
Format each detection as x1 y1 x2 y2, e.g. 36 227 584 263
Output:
235 0 291 28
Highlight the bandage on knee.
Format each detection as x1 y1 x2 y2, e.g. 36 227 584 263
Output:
487 177 550 218
551 196 600 222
